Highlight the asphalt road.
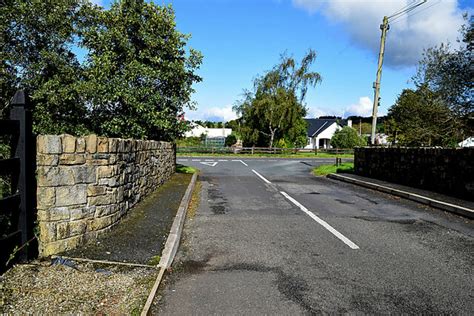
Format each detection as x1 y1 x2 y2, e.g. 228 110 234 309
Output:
156 157 473 314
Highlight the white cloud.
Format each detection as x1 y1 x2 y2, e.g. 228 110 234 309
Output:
306 106 342 118
345 96 374 117
186 105 238 122
293 0 469 67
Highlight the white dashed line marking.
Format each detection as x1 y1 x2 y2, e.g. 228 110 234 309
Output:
238 160 248 166
252 169 271 184
280 191 360 250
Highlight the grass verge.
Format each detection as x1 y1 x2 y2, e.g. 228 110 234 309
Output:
313 163 354 176
176 164 198 174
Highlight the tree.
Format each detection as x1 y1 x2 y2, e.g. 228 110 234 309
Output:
234 50 321 148
413 14 473 136
386 85 454 146
79 0 202 140
1 0 89 134
224 134 237 147
331 126 367 148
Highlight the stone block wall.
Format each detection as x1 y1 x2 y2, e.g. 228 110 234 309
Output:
36 135 175 256
354 147 474 201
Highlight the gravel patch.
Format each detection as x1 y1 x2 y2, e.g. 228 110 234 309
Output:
0 259 157 314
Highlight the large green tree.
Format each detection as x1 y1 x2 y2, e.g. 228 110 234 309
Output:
1 0 202 140
386 85 454 146
1 0 89 134
79 0 202 140
234 51 321 148
413 14 473 136
330 126 366 148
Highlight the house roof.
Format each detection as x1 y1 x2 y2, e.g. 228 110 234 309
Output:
305 119 339 137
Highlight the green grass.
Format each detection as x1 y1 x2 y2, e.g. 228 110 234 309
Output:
312 163 354 176
176 164 198 174
177 152 354 159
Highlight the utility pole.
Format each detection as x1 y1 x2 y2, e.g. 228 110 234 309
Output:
371 16 389 145
369 0 427 145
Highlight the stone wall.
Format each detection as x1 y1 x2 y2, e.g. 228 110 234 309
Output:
36 135 175 256
354 147 474 201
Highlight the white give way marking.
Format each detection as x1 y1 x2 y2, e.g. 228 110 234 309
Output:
200 161 218 167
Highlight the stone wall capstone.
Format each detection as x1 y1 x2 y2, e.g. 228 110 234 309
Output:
36 135 175 256
354 147 474 201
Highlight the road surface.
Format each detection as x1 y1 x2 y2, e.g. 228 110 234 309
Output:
156 157 473 314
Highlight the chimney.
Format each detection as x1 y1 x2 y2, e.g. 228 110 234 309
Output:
348 119 352 128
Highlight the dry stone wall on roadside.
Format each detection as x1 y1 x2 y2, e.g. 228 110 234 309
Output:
354 147 474 201
36 135 175 256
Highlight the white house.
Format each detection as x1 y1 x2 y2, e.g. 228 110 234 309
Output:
459 137 474 147
304 118 342 149
184 122 232 138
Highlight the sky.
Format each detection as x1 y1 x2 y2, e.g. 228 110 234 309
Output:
92 0 472 122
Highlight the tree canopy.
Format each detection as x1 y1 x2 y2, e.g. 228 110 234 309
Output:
1 0 87 134
330 126 366 149
386 15 473 146
411 14 473 138
1 0 202 140
386 85 453 146
233 50 321 148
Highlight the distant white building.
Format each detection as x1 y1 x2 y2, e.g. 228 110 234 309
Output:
304 118 342 149
374 133 389 145
185 122 232 138
459 137 474 147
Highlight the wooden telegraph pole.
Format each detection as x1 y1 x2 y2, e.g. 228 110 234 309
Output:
371 16 389 145
370 1 427 145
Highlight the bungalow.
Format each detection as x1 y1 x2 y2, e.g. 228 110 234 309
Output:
184 122 232 138
304 118 343 149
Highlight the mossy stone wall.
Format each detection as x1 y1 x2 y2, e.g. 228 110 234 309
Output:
36 135 175 256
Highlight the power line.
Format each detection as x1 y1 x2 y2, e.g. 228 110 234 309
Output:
370 0 428 145
388 0 427 21
388 0 419 19
390 0 441 25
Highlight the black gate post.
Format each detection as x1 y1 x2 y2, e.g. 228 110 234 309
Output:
9 90 37 260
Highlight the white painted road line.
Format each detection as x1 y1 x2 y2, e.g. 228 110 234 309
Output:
177 159 188 162
191 159 200 162
205 159 215 161
200 161 218 167
252 169 272 184
239 160 248 166
218 159 228 162
280 191 360 250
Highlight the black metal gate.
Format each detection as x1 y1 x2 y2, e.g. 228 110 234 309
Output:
0 90 37 274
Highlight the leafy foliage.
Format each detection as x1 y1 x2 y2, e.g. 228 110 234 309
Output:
224 134 237 147
79 1 202 140
386 86 454 146
234 51 320 148
176 136 202 147
330 126 366 148
412 14 473 137
1 0 202 140
2 0 89 134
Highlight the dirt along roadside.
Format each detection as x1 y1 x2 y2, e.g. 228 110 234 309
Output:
0 172 193 314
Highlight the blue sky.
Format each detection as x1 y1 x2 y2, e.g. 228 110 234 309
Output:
93 0 472 121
